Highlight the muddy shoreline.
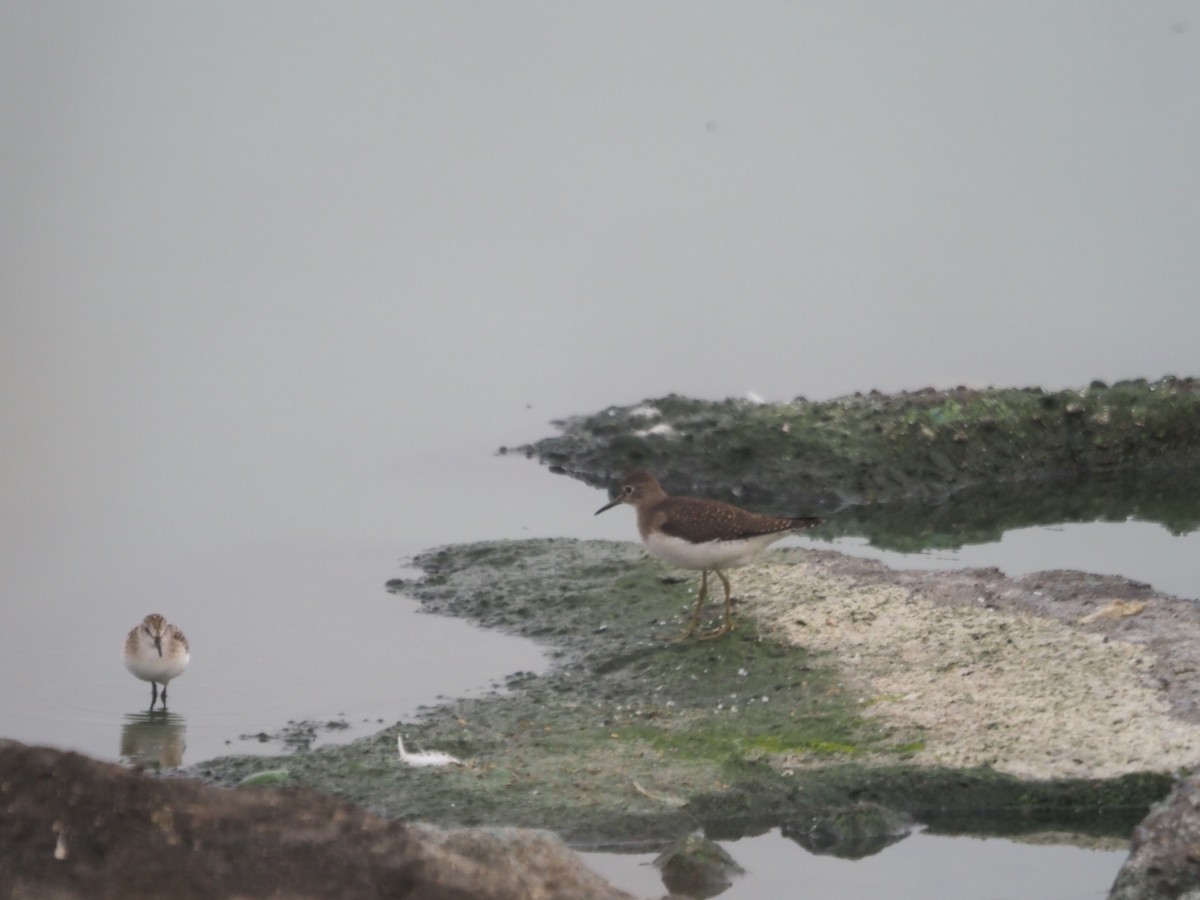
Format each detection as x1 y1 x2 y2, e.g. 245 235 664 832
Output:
190 380 1200 857
191 538 1193 848
512 378 1200 512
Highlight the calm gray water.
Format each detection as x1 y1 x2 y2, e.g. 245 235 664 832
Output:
581 830 1127 900
4 4 1197 896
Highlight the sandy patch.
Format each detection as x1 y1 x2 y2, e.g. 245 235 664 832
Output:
741 552 1200 779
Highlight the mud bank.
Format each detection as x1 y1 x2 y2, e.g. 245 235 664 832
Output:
510 378 1200 517
193 539 1190 847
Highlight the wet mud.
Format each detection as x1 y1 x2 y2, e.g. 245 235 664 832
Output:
192 538 1188 848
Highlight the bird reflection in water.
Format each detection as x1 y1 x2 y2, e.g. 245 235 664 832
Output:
120 710 187 769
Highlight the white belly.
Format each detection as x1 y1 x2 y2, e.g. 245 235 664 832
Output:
643 529 785 571
125 652 189 685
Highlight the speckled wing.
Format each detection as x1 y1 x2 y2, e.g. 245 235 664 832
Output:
655 497 821 544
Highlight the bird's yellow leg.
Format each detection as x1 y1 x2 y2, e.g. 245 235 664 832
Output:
700 570 736 640
663 570 709 641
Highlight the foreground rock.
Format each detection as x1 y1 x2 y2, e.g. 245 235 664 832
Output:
0 740 631 900
1109 772 1200 900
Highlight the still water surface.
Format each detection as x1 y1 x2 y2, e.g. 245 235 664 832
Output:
581 829 1127 900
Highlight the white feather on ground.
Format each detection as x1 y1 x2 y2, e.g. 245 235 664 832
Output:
397 735 462 767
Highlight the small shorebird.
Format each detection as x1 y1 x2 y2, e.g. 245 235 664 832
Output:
596 471 822 640
123 614 190 710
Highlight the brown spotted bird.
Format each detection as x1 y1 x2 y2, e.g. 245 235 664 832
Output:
595 471 822 639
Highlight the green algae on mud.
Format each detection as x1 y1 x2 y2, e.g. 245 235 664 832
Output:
511 377 1200 512
191 539 1172 847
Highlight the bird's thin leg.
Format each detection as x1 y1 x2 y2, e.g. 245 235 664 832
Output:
150 682 159 711
664 570 709 641
700 570 736 639
161 683 168 708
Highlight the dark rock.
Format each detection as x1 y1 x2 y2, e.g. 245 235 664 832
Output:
0 740 631 900
1109 773 1200 900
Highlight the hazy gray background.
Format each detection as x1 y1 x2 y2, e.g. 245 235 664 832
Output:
1 5 1195 896
4 1 1197 587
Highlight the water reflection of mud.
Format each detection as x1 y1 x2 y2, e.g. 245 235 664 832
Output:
653 834 745 899
120 711 187 769
823 469 1200 553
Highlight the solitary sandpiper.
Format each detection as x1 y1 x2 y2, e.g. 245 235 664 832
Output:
595 471 822 640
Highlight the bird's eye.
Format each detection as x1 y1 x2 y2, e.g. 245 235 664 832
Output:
623 485 634 495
